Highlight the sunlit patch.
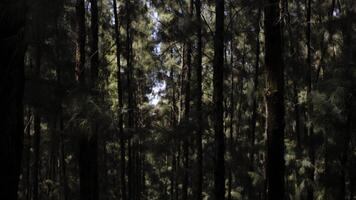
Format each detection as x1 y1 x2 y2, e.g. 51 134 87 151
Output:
147 81 166 105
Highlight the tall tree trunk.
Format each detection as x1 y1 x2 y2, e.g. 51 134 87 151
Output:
305 0 315 199
75 0 98 199
33 112 41 200
33 38 42 200
182 2 193 199
0 2 26 199
75 0 86 85
112 0 127 199
195 0 203 199
59 107 69 200
88 0 99 199
25 110 32 200
249 8 261 199
264 0 285 199
227 4 235 200
125 0 134 199
90 0 99 85
213 0 225 199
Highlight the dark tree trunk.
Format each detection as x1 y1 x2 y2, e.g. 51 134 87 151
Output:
112 0 127 199
75 0 99 199
195 0 203 199
305 1 315 199
59 108 69 200
248 8 261 199
86 0 100 199
33 38 42 200
75 0 86 85
90 0 99 85
227 5 235 200
182 2 193 198
213 0 225 199
125 0 134 199
0 1 26 199
264 0 285 199
25 110 32 200
33 112 41 200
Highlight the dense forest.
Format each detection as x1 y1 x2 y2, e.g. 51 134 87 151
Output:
1 0 355 199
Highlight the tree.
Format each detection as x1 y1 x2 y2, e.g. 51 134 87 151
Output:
112 0 127 199
264 0 285 199
0 1 26 199
195 0 203 199
213 0 225 199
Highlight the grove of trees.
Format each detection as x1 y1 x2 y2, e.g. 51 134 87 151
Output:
1 0 355 199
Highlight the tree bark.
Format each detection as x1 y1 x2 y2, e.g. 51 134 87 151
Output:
75 0 86 85
248 8 261 199
195 0 203 199
112 0 127 199
264 0 285 199
182 2 193 199
305 1 315 199
213 0 225 199
33 112 41 200
0 1 26 199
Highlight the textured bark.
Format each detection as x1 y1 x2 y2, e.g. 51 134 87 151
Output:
112 0 127 199
213 0 225 199
182 2 193 199
305 1 315 200
33 38 42 200
264 0 285 199
125 0 134 199
75 0 99 199
0 1 26 199
33 113 41 200
195 0 203 199
90 0 99 85
248 8 261 199
75 0 86 85
25 110 32 200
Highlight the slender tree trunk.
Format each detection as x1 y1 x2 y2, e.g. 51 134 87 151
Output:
227 5 235 200
112 1 127 199
59 107 69 200
75 0 97 199
213 0 225 199
88 0 99 199
182 2 193 198
90 0 99 85
264 0 285 199
195 0 203 199
305 0 315 199
176 143 181 200
33 112 41 200
248 8 261 199
125 0 134 199
25 110 32 200
75 0 86 85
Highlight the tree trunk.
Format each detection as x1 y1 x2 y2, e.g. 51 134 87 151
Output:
33 36 42 200
33 112 41 200
195 0 203 199
182 1 193 198
264 0 285 199
0 2 26 199
125 0 134 199
25 110 32 200
213 0 225 199
112 0 127 199
75 0 86 85
305 0 315 199
248 8 261 199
